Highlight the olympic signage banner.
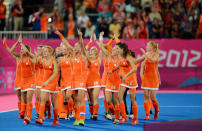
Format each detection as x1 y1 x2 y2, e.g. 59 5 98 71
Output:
0 39 202 94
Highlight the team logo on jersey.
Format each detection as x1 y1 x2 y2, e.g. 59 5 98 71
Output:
66 61 69 64
49 66 52 68
26 62 28 65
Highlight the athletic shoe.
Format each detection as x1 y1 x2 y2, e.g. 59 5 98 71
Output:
18 113 24 119
119 117 129 124
129 114 134 119
79 119 85 126
91 115 98 120
73 120 80 126
130 120 138 125
65 114 70 120
143 116 151 120
52 120 59 126
35 113 39 119
105 113 113 120
69 111 74 118
113 119 119 124
35 118 44 125
24 117 31 124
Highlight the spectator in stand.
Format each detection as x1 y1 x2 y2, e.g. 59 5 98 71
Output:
0 0 6 30
28 7 44 31
66 14 76 39
64 0 75 21
53 15 65 33
77 11 89 34
136 20 149 39
98 6 112 24
180 14 193 39
188 1 200 23
85 0 97 14
109 18 121 38
113 4 125 25
171 23 180 38
186 0 198 10
141 0 152 10
152 18 161 38
98 17 109 37
126 1 136 17
141 10 149 25
149 6 162 23
98 0 110 13
112 0 126 13
122 19 136 39
196 13 202 38
151 0 162 13
64 7 75 21
84 20 96 38
40 8 56 32
12 0 24 31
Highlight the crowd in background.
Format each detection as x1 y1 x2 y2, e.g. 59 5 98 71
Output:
1 0 202 39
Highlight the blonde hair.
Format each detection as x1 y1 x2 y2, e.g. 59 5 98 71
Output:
149 41 159 53
44 46 54 55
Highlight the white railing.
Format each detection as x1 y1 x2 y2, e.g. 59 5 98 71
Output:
0 31 48 39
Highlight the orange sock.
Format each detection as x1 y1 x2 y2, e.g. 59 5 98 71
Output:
132 104 138 120
39 105 45 119
26 103 33 118
104 99 109 113
18 101 21 113
80 105 86 120
20 102 26 115
35 101 39 113
89 104 93 115
152 101 159 112
149 99 153 110
45 100 51 111
75 106 80 120
108 104 115 115
144 102 150 116
119 102 127 118
68 99 74 112
114 105 120 119
93 104 99 115
53 108 58 120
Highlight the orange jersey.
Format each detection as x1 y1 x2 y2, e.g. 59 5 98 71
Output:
72 56 87 91
35 57 44 88
14 59 21 90
141 58 159 90
86 58 101 88
119 59 138 88
105 58 120 92
41 58 59 93
20 56 35 91
101 56 110 87
60 57 73 90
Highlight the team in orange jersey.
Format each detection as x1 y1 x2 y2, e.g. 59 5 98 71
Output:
3 32 160 126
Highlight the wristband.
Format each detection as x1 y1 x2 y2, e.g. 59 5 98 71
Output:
87 41 92 47
3 43 8 48
59 33 64 39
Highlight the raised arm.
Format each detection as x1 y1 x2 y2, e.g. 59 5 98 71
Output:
42 58 58 87
54 29 74 50
140 48 158 62
96 40 111 57
122 55 137 82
